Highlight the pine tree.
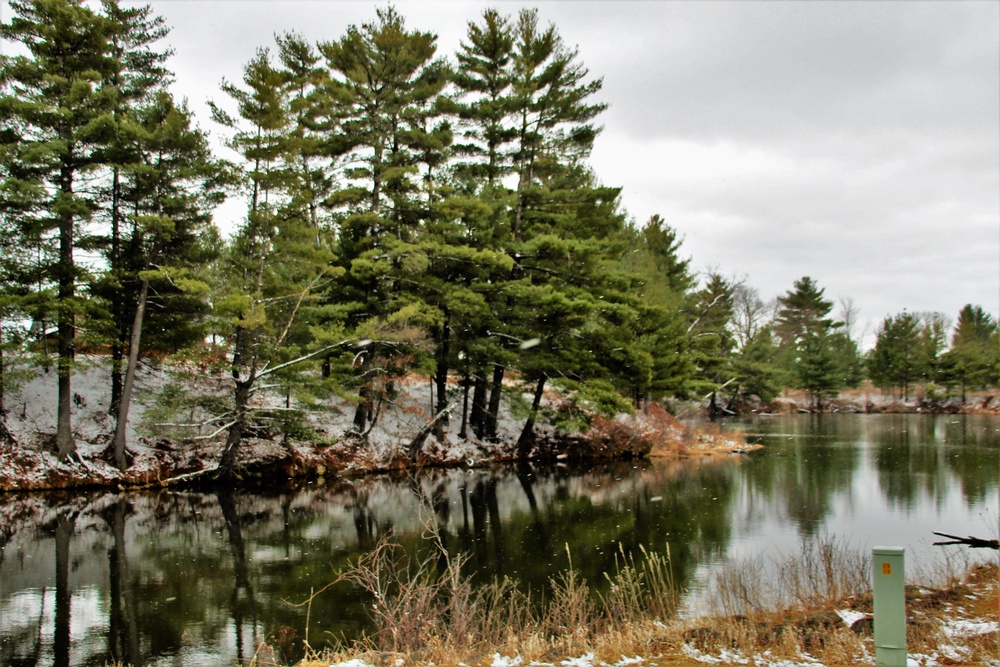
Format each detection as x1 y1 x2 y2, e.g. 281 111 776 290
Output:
452 8 517 189
774 276 842 407
944 304 997 401
210 48 339 477
319 8 450 434
94 0 173 416
688 273 736 414
867 311 925 399
0 0 115 460
508 8 605 244
615 216 695 403
107 93 227 468
732 327 784 405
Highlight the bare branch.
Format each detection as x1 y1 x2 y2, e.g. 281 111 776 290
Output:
261 267 333 373
256 339 356 380
194 420 237 440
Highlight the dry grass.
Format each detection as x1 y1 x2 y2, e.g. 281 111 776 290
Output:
283 535 998 667
700 535 871 617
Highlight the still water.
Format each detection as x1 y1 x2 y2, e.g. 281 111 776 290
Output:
1 414 997 666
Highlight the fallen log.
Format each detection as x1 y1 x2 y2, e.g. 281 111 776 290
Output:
933 531 999 550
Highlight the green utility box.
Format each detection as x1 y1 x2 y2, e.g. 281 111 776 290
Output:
873 546 907 667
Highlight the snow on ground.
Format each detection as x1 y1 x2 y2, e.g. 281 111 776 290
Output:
942 618 999 638
2 356 698 490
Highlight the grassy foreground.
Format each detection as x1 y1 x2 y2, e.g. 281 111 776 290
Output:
270 537 999 667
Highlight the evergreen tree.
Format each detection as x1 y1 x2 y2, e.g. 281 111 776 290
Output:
732 327 784 405
828 330 864 389
508 8 605 244
0 199 36 443
915 311 950 387
944 304 997 401
0 0 115 460
94 0 173 415
446 8 520 438
107 93 227 468
687 273 736 414
616 216 695 402
774 277 834 346
774 277 842 407
452 8 517 191
210 48 339 477
829 297 864 389
319 8 450 434
727 282 783 407
867 311 925 399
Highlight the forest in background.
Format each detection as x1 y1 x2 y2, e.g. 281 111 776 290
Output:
1 1 998 478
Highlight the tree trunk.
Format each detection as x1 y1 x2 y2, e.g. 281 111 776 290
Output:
485 364 504 442
408 402 455 461
56 170 76 461
109 166 124 416
110 279 149 470
352 352 372 434
459 373 470 439
56 346 73 460
352 382 370 434
470 371 488 438
0 319 5 420
516 375 546 458
0 320 11 445
218 379 252 478
110 340 124 417
434 318 450 423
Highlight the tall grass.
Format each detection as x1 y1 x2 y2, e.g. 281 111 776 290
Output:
311 537 681 665
300 533 998 667
702 534 870 618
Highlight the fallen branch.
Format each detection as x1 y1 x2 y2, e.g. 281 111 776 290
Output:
149 467 214 488
408 401 458 461
933 531 999 550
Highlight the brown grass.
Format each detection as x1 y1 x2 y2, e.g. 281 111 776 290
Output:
283 534 999 667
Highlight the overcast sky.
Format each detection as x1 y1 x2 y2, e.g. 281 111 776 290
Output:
7 0 998 345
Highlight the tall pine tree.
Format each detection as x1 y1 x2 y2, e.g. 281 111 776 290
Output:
0 0 115 459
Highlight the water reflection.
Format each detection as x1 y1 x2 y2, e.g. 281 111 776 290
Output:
1 414 997 667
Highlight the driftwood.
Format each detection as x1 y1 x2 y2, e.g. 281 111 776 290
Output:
933 531 999 550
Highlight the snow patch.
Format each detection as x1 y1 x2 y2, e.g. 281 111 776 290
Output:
492 654 524 667
941 618 1000 638
835 608 868 627
612 658 644 667
560 653 596 667
682 643 833 666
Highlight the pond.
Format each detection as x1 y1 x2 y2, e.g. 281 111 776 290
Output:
1 414 997 666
